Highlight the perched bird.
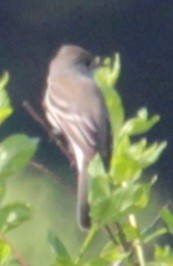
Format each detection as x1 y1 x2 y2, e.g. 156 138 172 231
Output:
43 45 111 230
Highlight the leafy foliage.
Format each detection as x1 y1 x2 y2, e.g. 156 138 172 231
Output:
48 55 172 266
0 55 172 266
0 73 39 265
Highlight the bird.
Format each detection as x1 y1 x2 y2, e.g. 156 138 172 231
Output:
42 44 112 230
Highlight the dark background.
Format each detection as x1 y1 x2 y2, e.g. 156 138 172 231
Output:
0 0 172 195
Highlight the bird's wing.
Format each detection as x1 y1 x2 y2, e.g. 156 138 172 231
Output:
44 75 99 156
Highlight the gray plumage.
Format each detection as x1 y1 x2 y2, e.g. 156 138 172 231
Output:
43 45 111 229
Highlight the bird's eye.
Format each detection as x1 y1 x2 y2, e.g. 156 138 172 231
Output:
83 58 91 67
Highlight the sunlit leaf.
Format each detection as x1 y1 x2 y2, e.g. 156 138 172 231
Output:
95 54 124 137
95 53 121 89
130 141 167 168
111 154 142 183
0 240 12 265
0 72 13 124
103 88 125 139
120 109 160 136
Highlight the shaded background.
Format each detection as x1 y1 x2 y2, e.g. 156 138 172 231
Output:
0 1 173 265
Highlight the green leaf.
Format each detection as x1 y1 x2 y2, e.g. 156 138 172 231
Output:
48 231 72 264
95 53 121 89
120 108 160 136
0 72 13 124
0 72 9 90
161 208 173 234
0 240 12 265
89 155 110 204
88 154 106 178
142 227 167 244
123 223 140 242
129 141 167 168
91 179 155 226
95 54 124 137
0 203 31 232
77 225 99 263
90 184 133 225
111 154 142 183
0 134 39 178
102 87 125 139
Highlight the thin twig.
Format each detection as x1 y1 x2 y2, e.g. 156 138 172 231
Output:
128 214 145 266
23 101 46 129
105 225 118 245
29 160 57 177
114 222 131 252
29 160 76 195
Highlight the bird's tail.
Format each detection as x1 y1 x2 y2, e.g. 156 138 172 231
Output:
77 169 90 230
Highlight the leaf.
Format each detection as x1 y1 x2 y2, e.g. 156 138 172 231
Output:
95 54 124 136
142 227 167 244
0 203 31 232
0 134 39 178
161 208 173 234
130 141 167 168
123 223 140 242
120 108 160 136
88 154 106 178
48 231 72 264
88 154 110 204
91 179 155 226
0 72 9 90
0 72 13 124
95 53 121 89
0 240 12 265
102 87 125 139
111 154 142 183
78 225 99 261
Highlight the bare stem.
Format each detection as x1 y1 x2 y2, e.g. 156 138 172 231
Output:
128 214 146 266
105 224 118 245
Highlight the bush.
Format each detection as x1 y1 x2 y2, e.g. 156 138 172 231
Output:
0 56 172 265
